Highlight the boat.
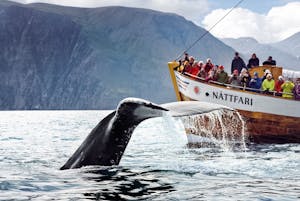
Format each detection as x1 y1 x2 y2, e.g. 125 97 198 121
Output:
168 61 300 143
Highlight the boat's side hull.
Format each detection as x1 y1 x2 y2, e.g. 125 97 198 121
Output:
239 110 300 143
168 62 300 143
179 93 300 143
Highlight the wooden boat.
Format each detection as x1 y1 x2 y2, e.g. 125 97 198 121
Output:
168 61 300 143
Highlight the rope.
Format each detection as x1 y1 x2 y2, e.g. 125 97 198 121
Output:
175 0 244 61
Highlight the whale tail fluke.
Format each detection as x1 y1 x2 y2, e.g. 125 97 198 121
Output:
60 98 169 170
61 98 238 170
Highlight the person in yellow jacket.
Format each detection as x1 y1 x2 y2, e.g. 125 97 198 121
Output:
281 78 295 98
262 73 275 94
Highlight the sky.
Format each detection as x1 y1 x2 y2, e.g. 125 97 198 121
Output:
9 0 300 43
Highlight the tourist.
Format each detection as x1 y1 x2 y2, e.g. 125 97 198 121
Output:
216 65 228 84
190 61 200 76
293 78 300 100
247 53 259 69
240 68 251 89
275 75 284 96
177 60 184 72
183 60 192 74
184 52 189 62
249 72 262 92
204 58 214 75
263 56 276 66
281 78 295 99
262 69 271 83
189 56 195 66
262 73 275 94
212 65 219 80
197 61 206 79
228 69 241 87
231 52 246 74
205 69 215 82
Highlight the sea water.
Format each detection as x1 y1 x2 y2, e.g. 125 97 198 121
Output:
0 111 299 200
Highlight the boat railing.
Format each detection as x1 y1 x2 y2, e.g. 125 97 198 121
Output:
183 72 294 97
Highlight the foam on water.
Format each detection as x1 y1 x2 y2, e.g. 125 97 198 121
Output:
179 109 248 151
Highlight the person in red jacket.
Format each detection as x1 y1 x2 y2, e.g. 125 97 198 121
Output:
190 61 200 76
275 75 284 96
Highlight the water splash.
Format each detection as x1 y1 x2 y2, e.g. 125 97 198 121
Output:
179 109 248 151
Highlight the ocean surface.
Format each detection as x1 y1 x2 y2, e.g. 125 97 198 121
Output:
0 111 299 201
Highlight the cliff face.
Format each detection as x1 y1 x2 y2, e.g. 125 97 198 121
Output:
0 1 235 109
272 32 300 59
0 4 95 109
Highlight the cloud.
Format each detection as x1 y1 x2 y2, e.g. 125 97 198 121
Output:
12 0 300 43
202 2 300 43
12 0 210 23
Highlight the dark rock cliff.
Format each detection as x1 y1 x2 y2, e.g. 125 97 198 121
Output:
0 1 235 109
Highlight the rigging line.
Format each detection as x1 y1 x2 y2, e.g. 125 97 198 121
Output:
175 0 244 61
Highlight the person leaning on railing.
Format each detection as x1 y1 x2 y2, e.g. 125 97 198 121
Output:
216 65 228 84
262 74 275 94
275 75 284 96
293 78 300 100
281 78 295 99
228 69 241 87
240 68 251 89
249 72 262 92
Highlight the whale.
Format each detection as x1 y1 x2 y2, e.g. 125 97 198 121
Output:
61 98 238 170
60 98 168 170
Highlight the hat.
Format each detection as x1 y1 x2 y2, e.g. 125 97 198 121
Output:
219 65 224 70
198 61 204 65
266 74 272 79
264 69 271 75
241 68 247 73
206 58 211 63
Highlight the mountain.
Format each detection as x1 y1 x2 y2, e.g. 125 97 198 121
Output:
272 32 300 58
221 37 300 71
0 1 235 110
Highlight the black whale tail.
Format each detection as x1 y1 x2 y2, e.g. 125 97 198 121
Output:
60 98 233 170
60 98 168 170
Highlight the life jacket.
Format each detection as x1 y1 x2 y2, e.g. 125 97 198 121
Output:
281 81 294 98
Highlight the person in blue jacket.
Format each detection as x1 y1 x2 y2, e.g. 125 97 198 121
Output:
249 72 262 92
